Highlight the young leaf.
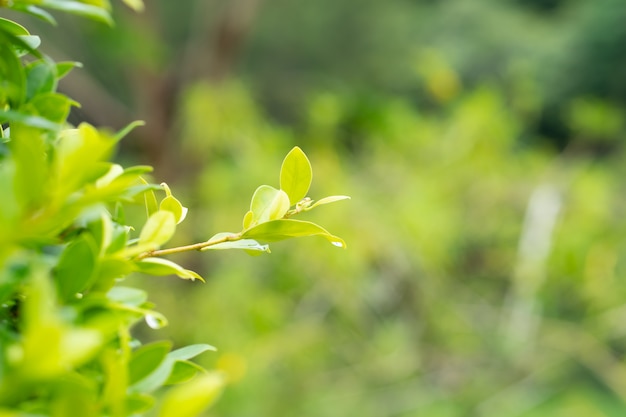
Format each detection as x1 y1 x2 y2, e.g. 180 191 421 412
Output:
121 0 145 12
136 258 204 282
307 195 351 210
242 219 346 248
249 185 290 225
160 183 188 224
56 61 83 80
242 210 254 229
138 211 176 248
158 372 225 417
280 146 312 205
113 120 145 141
141 178 159 218
201 233 270 254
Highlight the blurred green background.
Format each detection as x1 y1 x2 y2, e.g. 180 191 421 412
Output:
14 0 626 415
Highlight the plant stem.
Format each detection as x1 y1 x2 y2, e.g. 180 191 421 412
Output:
136 233 241 259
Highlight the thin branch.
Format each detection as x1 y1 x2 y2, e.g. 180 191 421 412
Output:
136 232 241 260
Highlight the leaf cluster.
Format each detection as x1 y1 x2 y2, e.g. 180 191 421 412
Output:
0 2 348 416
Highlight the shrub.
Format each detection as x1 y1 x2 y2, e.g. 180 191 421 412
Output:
0 1 347 416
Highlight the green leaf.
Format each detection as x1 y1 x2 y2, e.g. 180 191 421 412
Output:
107 286 148 307
0 43 26 106
165 361 204 385
54 234 98 301
158 372 225 417
202 233 270 253
138 211 176 248
0 18 29 36
249 185 290 225
54 123 117 198
135 258 204 282
0 109 61 130
308 195 351 210
121 0 144 12
126 393 155 415
29 92 77 123
56 61 82 79
130 344 215 394
92 258 135 291
11 5 57 25
25 60 56 100
168 344 217 361
129 341 172 385
242 219 346 248
159 184 188 224
141 178 159 218
113 119 145 141
39 0 113 25
9 123 49 209
280 146 312 205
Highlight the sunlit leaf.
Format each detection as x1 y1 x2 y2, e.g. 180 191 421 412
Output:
242 219 346 248
121 0 144 12
249 185 290 225
107 286 148 307
280 146 312 204
38 0 113 25
135 258 204 282
308 195 351 210
158 372 225 417
201 233 270 253
138 211 176 248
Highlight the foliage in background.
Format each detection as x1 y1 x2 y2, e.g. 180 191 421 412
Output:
130 77 626 416
0 1 346 416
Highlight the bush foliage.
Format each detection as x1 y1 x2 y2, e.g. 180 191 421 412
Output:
0 2 347 416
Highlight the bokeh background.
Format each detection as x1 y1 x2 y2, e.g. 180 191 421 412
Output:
14 0 626 415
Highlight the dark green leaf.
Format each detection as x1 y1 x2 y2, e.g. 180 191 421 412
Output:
25 60 56 100
129 341 172 385
55 234 98 301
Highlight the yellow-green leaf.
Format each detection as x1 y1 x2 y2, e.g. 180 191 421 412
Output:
158 372 225 417
138 211 176 248
280 146 312 205
249 185 290 225
242 219 346 248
